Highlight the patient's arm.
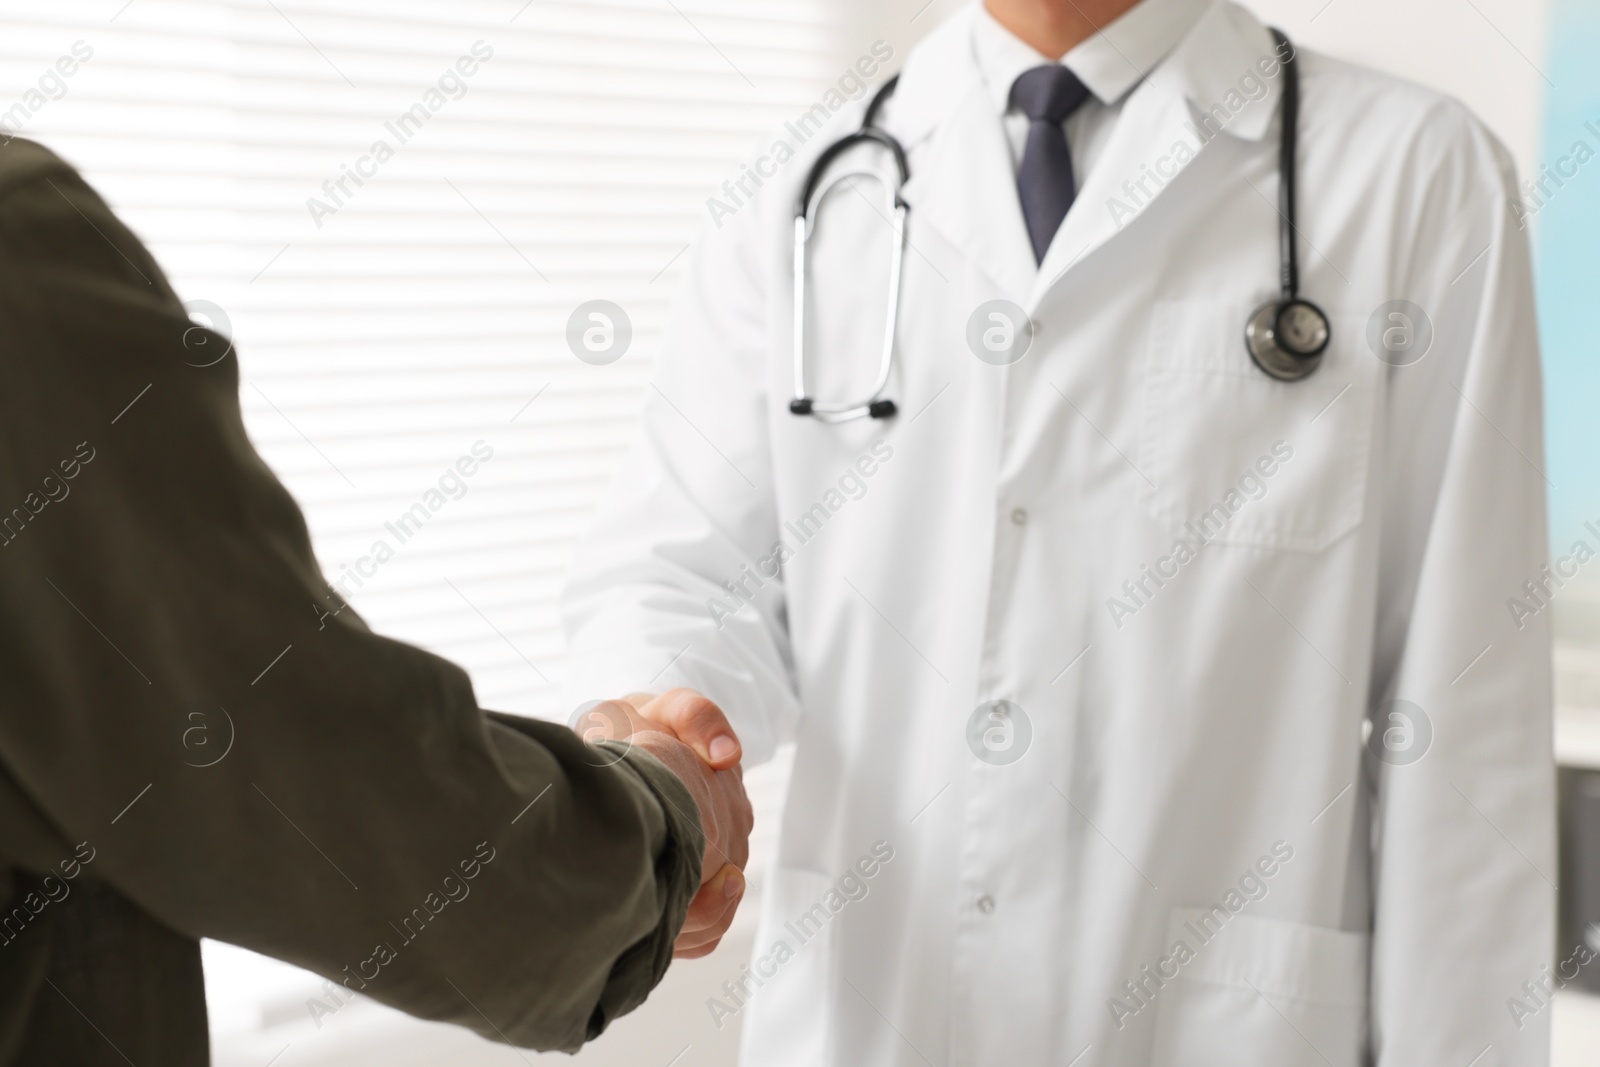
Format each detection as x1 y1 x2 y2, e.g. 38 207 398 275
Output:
0 138 702 1053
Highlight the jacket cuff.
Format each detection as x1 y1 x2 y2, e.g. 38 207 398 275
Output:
584 740 705 1039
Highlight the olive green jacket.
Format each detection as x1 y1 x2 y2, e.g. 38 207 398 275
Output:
0 138 703 1064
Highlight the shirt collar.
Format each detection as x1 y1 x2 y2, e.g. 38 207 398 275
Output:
888 1 1282 152
973 0 1211 111
972 5 1049 114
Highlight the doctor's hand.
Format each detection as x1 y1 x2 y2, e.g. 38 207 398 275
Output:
574 690 753 958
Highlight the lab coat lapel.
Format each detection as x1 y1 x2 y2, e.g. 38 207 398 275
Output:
1029 0 1282 308
888 7 1038 304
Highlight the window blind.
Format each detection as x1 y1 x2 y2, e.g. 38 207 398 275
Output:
3 0 870 715
2 0 887 1058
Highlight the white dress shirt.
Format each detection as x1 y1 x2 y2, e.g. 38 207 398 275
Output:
972 0 1206 191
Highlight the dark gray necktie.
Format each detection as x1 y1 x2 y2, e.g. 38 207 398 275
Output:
1010 64 1092 263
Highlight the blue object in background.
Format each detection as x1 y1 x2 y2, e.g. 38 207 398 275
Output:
1536 0 1600 580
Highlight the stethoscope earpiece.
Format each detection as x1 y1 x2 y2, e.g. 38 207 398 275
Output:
1246 298 1330 382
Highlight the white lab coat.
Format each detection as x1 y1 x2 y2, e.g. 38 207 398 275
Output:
562 2 1555 1064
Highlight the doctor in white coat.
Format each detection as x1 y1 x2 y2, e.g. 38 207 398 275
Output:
563 0 1555 1062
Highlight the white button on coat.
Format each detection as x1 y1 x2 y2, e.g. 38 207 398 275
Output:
562 2 1555 1064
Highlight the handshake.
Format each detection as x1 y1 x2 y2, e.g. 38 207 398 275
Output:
573 690 755 958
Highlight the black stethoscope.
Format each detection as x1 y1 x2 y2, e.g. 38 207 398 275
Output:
790 27 1328 424
1243 30 1331 381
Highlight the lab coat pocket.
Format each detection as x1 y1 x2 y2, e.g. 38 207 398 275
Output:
1149 909 1369 1067
737 867 836 1067
1138 300 1375 553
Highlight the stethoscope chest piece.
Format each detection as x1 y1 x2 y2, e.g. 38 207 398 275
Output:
1246 298 1330 382
1242 27 1327 385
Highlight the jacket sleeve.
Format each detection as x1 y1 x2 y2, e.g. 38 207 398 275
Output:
1366 104 1555 1065
560 191 802 766
0 139 703 1053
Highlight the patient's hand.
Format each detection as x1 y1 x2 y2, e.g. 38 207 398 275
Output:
575 689 752 958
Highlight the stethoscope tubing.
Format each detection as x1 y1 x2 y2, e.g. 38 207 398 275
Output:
792 29 1327 420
